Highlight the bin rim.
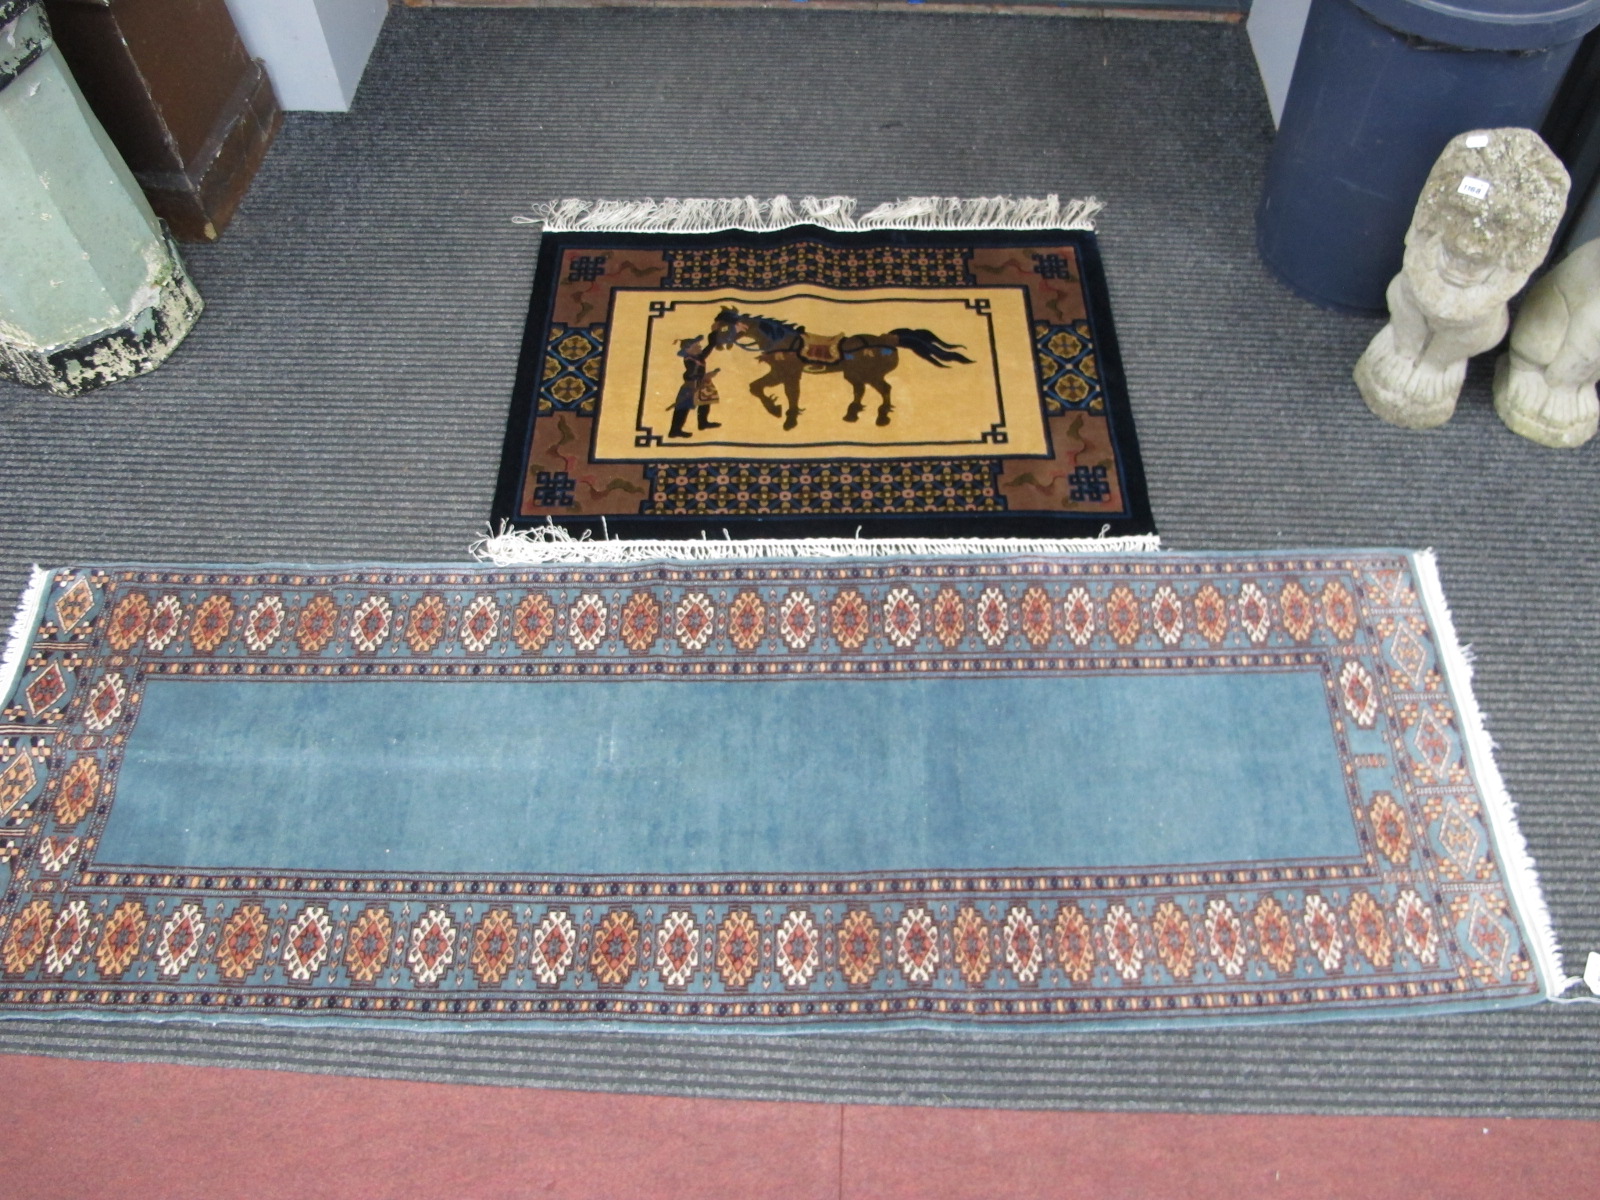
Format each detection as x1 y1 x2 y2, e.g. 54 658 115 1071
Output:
1345 0 1600 50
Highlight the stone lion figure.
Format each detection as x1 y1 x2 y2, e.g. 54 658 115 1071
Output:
1494 237 1600 448
1354 129 1570 429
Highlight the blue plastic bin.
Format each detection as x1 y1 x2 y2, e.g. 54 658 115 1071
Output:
1256 0 1600 314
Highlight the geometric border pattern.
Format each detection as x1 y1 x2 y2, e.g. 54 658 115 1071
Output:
1035 319 1105 415
0 555 1539 1027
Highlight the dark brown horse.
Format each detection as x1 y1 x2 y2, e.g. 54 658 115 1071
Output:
707 307 974 431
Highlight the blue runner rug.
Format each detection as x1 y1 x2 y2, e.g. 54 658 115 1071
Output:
0 552 1558 1029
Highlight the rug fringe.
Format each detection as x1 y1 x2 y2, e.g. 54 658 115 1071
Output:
470 523 1158 565
514 194 1103 233
1411 549 1575 1001
0 567 50 710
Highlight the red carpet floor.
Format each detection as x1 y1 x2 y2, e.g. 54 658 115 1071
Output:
0 1054 1594 1198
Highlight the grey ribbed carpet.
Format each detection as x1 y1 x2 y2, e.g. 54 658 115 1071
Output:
0 9 1595 1116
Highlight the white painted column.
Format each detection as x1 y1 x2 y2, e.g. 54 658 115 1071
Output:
1248 0 1314 127
222 0 388 113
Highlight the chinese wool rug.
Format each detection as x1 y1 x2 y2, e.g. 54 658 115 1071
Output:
492 197 1154 543
0 551 1557 1031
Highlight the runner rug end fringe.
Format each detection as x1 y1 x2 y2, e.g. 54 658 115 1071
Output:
0 550 1572 1032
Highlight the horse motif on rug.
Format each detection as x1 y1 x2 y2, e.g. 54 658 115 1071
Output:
708 306 975 430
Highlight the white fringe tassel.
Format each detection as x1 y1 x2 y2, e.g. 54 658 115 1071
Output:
0 566 50 710
514 194 1103 234
471 523 1158 566
1411 549 1577 1002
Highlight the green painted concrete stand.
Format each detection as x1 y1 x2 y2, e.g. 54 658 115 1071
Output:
0 0 201 396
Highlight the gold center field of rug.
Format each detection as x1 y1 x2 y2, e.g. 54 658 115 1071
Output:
594 285 1044 460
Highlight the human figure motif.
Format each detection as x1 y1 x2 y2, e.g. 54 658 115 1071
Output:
1494 236 1600 448
1353 129 1569 429
667 334 721 438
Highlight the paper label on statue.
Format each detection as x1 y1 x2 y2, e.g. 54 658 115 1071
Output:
1458 176 1492 201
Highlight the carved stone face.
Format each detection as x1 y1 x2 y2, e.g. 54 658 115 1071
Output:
1435 242 1496 293
1407 130 1568 271
1402 230 1523 322
1401 128 1570 320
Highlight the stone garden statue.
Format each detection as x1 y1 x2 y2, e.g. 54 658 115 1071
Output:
1354 129 1569 430
1493 237 1600 448
0 1 202 396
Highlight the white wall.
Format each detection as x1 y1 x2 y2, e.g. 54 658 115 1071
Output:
224 0 388 112
1248 0 1313 127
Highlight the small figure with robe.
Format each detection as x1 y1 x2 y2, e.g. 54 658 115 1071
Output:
668 334 721 438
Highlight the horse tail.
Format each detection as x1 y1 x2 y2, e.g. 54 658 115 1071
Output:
888 328 975 367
